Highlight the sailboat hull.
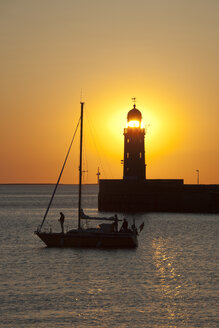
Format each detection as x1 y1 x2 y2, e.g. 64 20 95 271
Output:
35 230 138 248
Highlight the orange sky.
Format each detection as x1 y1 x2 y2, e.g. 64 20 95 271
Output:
0 0 219 184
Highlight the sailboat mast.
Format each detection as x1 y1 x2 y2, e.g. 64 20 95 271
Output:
78 102 84 229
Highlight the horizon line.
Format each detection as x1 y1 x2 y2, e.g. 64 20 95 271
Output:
0 183 98 186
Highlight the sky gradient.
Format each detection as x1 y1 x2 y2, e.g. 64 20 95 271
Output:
1 0 219 184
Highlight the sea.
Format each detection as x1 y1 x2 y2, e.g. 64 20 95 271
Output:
0 184 218 328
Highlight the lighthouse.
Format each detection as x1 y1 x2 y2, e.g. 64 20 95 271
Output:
123 102 146 180
99 100 219 213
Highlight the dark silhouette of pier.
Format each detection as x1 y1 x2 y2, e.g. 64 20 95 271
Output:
98 179 219 213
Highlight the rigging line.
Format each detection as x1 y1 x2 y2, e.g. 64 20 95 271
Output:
85 110 112 179
39 117 81 231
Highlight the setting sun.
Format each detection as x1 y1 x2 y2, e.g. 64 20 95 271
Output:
126 120 144 128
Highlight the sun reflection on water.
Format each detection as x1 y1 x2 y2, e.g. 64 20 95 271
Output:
152 237 185 323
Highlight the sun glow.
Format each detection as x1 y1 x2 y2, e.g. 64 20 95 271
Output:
127 120 144 128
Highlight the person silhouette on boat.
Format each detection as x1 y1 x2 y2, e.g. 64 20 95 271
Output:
120 218 128 232
59 212 65 233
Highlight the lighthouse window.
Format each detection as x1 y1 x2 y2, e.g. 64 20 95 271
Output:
139 152 142 158
127 152 129 158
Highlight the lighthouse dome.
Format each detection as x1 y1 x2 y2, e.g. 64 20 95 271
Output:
127 105 142 122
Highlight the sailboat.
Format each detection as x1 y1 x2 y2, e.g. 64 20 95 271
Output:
35 102 142 248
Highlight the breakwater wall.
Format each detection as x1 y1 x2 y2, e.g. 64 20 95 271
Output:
98 179 219 213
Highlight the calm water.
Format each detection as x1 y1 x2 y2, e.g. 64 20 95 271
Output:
0 184 218 328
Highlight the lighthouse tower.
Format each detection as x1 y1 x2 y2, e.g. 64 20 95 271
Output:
123 102 146 180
